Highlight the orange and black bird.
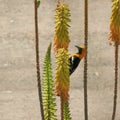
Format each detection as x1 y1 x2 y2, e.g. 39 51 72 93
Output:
69 46 86 75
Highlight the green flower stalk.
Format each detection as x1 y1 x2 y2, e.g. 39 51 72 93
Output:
54 48 70 101
42 43 57 120
109 0 120 45
63 102 71 120
54 3 71 52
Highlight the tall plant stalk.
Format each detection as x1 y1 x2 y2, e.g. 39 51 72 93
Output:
109 0 120 119
34 0 44 119
112 43 119 120
111 1 120 120
84 0 88 120
54 3 71 120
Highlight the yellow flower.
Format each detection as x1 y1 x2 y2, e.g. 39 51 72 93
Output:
109 0 120 45
54 48 70 101
54 3 71 52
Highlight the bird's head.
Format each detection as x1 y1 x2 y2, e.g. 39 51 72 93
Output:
75 45 86 59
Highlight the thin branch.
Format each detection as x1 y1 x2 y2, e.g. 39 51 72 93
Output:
34 0 44 120
112 43 119 120
84 0 88 120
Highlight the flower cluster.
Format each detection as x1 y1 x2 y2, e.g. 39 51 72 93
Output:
109 0 120 45
54 3 71 52
54 48 70 101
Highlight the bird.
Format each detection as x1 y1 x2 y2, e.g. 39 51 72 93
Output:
69 45 86 75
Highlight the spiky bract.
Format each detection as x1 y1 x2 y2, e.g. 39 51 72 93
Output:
109 0 120 45
54 48 70 101
54 3 71 52
63 102 72 120
42 43 57 120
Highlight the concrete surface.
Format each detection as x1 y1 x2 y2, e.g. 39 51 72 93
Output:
0 0 120 120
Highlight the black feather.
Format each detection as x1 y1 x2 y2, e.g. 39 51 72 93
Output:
69 56 81 75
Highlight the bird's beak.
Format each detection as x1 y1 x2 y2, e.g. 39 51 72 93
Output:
75 45 82 54
75 45 86 55
75 45 80 49
75 45 85 49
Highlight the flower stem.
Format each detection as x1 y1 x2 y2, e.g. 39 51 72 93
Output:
84 0 88 120
34 0 44 120
60 96 64 120
112 43 119 120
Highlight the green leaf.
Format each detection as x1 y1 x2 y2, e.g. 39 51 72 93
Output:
42 42 57 120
